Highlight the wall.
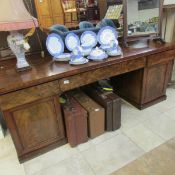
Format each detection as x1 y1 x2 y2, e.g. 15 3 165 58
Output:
127 0 159 24
164 0 175 5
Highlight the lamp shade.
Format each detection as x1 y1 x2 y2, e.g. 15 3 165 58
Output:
0 0 38 31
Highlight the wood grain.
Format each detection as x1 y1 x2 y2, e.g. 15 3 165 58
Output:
4 96 66 160
0 42 175 95
0 81 60 111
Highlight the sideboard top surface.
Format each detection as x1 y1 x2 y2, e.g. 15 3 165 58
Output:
0 42 175 95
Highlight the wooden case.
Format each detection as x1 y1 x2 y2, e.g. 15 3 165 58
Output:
62 96 88 147
83 86 121 131
70 90 105 139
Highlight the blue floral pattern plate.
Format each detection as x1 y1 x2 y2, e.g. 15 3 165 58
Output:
69 58 89 65
97 26 118 45
46 33 64 57
65 33 80 51
53 53 71 62
88 47 108 61
81 31 97 49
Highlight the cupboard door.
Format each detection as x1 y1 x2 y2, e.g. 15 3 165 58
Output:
51 0 64 25
34 0 53 28
142 62 172 103
5 96 65 159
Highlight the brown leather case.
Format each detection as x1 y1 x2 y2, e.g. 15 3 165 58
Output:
70 90 105 139
62 96 88 147
83 86 113 131
83 86 121 131
105 92 121 130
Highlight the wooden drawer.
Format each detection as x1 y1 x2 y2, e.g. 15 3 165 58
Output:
0 81 60 111
122 57 146 73
59 63 122 92
147 50 175 67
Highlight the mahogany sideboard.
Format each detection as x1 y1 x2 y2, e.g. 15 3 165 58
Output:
0 42 175 162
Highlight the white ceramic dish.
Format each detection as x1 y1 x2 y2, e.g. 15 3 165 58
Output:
46 33 64 57
81 31 97 48
53 53 71 62
65 33 80 51
97 26 118 45
69 59 89 65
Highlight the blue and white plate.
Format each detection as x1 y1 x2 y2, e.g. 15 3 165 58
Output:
46 33 64 57
53 53 71 62
97 26 118 45
107 47 122 57
65 33 80 51
88 54 108 61
69 58 89 65
81 31 97 48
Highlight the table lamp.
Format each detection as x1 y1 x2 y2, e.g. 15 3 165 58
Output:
0 0 38 71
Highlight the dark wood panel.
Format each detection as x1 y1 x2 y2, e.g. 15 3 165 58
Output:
0 42 175 95
59 63 123 92
0 81 60 110
4 96 66 159
122 57 146 73
147 50 175 66
59 57 146 92
111 69 143 105
112 59 174 109
143 61 173 103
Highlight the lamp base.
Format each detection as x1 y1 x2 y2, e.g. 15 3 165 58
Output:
7 31 32 72
16 65 32 72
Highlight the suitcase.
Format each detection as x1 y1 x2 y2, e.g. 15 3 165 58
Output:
83 86 121 131
70 90 105 139
105 92 121 130
62 95 88 147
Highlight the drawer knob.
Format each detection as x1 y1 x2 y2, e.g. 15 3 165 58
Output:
64 80 70 85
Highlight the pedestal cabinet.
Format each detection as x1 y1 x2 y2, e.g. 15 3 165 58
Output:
111 50 175 109
3 96 66 162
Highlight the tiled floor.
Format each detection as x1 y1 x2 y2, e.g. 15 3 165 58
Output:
1 87 175 175
111 137 175 175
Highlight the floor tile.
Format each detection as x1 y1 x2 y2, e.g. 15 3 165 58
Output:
121 112 140 130
143 114 175 141
111 137 175 175
0 153 25 175
166 88 175 101
0 134 25 175
0 134 16 159
123 123 164 152
150 98 175 113
90 130 122 145
81 133 144 175
164 107 175 121
33 153 95 175
77 130 122 152
24 144 79 175
121 100 161 124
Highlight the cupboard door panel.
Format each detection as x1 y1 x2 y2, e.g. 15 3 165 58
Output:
143 63 169 103
34 0 54 28
5 96 65 157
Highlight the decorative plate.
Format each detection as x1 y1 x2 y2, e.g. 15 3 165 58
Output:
107 46 122 57
65 33 80 51
69 58 89 65
81 31 97 48
46 33 64 57
97 26 118 45
53 53 71 62
88 47 108 61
